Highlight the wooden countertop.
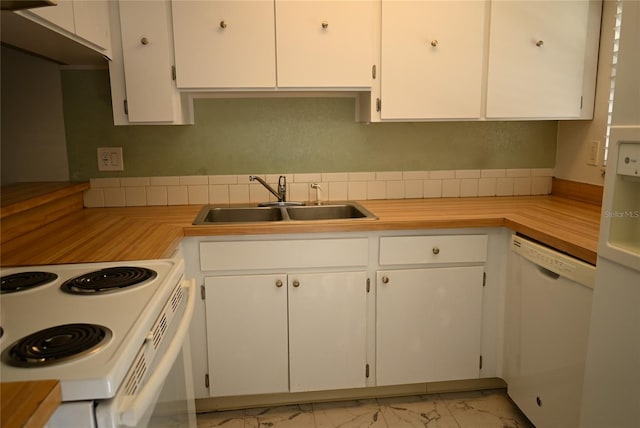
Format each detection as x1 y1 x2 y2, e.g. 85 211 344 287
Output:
1 381 62 428
0 195 602 266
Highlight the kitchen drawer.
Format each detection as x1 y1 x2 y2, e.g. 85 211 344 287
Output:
200 238 368 271
379 235 487 265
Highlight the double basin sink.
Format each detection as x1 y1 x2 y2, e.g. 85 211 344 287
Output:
193 201 377 224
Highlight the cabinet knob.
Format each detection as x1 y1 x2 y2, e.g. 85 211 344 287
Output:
430 39 438 47
382 276 389 284
140 37 149 45
536 40 544 47
220 20 227 29
292 280 300 288
432 246 440 255
276 279 283 288
321 21 328 29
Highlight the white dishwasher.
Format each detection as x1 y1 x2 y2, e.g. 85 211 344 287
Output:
504 234 596 428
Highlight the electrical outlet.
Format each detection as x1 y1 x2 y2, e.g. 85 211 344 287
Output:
587 141 600 166
97 147 124 171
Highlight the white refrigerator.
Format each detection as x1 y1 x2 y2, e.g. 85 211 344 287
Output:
580 2 640 427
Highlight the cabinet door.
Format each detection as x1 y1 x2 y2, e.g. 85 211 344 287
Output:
288 271 368 392
30 0 75 33
172 0 276 89
74 0 111 51
380 0 486 119
118 0 177 122
376 266 484 385
275 0 375 88
204 274 289 396
486 1 591 119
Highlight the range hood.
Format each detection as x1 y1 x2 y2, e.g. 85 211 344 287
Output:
1 1 56 11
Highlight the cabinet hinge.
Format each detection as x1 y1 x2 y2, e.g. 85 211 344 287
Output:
123 99 128 115
366 363 370 378
482 272 486 287
376 98 381 112
366 278 370 293
200 285 206 300
172 65 177 81
205 373 210 388
479 355 483 370
372 64 376 79
580 95 583 110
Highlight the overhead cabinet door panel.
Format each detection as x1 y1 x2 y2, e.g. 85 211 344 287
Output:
118 1 176 122
172 0 276 88
275 0 375 88
486 1 591 119
380 0 486 119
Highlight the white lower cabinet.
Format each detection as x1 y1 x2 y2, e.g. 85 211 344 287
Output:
204 274 288 397
189 232 497 401
288 271 367 392
204 270 367 396
376 266 484 385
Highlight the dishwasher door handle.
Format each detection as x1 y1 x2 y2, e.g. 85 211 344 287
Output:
537 265 560 280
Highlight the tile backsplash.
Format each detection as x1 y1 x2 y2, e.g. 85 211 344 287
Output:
84 169 554 208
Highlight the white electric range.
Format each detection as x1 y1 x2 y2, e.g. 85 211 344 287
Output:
0 258 196 428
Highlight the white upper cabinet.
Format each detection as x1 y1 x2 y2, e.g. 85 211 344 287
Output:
275 0 376 88
30 0 75 33
380 0 486 120
73 0 112 51
111 0 192 124
28 0 111 53
170 0 374 89
486 0 599 119
171 0 276 89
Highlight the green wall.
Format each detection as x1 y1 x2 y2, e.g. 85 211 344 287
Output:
61 70 557 181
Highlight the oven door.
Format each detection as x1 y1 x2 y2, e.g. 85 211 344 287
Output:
96 279 196 428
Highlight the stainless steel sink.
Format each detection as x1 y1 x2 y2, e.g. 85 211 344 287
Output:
286 204 371 221
194 207 284 224
192 202 377 224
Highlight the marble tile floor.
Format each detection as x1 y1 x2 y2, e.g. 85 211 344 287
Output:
196 388 535 428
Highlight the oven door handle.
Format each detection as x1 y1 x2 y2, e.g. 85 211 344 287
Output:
119 279 196 427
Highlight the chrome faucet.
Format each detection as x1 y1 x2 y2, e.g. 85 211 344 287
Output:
249 175 288 203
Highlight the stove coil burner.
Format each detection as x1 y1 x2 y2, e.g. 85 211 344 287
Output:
61 266 157 295
0 271 58 294
2 323 112 367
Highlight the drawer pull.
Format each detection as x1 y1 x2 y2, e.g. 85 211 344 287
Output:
382 276 389 284
292 280 300 288
432 246 440 255
276 279 283 288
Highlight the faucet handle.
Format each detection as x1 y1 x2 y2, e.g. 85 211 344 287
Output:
277 175 287 202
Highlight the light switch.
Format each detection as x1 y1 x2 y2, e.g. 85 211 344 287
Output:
97 147 124 171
